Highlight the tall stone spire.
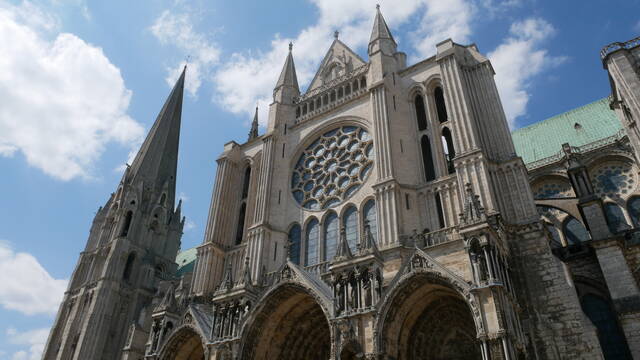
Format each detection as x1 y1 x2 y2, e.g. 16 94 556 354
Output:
368 5 397 56
248 105 259 141
273 43 300 104
127 66 186 206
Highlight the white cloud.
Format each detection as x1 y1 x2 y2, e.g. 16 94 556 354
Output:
6 327 50 360
213 0 474 124
489 18 567 127
184 219 196 231
0 1 144 181
0 241 67 316
150 10 221 97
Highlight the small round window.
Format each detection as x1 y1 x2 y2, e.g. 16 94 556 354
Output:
291 125 374 210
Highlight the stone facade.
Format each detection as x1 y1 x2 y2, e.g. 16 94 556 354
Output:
43 6 640 360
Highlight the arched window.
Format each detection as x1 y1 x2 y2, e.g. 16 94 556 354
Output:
581 295 632 359
604 203 630 234
288 224 301 265
235 203 246 245
363 200 377 244
123 253 136 281
159 193 166 206
421 135 436 181
242 167 251 199
435 193 445 229
323 213 338 261
627 196 640 228
305 219 320 266
563 217 590 245
434 86 448 123
344 206 358 253
441 127 455 174
414 95 427 131
120 211 133 237
360 77 366 89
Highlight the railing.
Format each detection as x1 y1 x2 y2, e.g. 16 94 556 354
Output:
424 226 458 247
526 129 627 170
305 261 329 277
601 36 640 60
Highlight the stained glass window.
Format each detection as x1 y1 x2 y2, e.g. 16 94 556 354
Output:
305 219 319 266
532 179 575 199
590 162 636 198
288 224 301 265
563 217 590 244
291 126 374 210
323 212 338 261
604 203 630 234
343 206 358 253
364 200 377 244
628 197 640 228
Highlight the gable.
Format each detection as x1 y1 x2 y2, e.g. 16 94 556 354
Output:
307 39 366 92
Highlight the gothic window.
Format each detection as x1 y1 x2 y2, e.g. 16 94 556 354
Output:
590 161 636 198
305 219 320 266
353 80 359 91
434 86 448 123
435 193 445 229
604 203 630 233
291 126 374 210
160 193 166 205
242 167 251 199
343 206 358 253
288 224 302 265
323 212 338 261
123 253 136 281
235 203 246 245
363 199 377 243
120 211 133 237
296 107 301 118
628 196 640 228
581 295 632 359
420 135 436 181
532 178 575 199
414 94 428 131
563 217 590 244
360 77 366 89
545 222 562 249
441 127 455 174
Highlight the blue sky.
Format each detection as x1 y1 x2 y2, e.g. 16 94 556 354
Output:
0 0 638 358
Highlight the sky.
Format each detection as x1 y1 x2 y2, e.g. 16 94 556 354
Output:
0 0 638 358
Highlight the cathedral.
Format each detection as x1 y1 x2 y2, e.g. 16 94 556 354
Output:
42 6 640 360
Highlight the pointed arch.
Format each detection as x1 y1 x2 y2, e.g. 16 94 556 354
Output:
120 210 133 237
604 202 630 234
435 192 446 229
305 218 320 266
434 86 448 123
441 127 455 174
420 135 436 181
123 252 136 281
288 223 302 265
414 94 428 131
235 202 247 245
323 212 338 261
363 199 377 244
343 205 359 253
239 283 332 360
157 325 206 360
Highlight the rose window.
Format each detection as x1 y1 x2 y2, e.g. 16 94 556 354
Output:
532 179 575 199
291 126 374 210
590 161 636 198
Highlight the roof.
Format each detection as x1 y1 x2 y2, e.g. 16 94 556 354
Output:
175 247 197 277
511 98 622 165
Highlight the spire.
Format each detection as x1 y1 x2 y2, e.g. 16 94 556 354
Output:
334 227 353 261
273 43 300 102
368 5 397 55
127 66 185 207
248 105 259 141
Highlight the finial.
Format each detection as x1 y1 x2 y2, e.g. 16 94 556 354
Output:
334 30 339 40
376 4 380 10
288 42 293 52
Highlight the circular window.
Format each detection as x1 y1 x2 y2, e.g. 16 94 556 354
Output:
590 161 636 198
291 125 374 210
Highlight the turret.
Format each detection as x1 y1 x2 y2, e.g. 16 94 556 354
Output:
268 43 300 132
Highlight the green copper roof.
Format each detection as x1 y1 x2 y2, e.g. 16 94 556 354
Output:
511 98 621 165
175 247 197 277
